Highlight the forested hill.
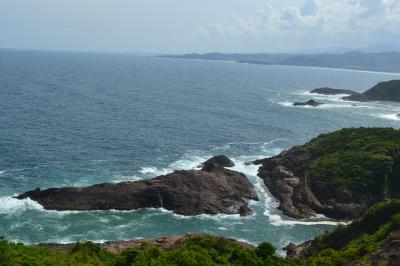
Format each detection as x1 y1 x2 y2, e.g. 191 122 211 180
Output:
160 51 400 73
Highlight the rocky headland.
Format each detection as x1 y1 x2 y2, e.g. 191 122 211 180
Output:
310 80 400 102
16 155 258 216
250 128 400 220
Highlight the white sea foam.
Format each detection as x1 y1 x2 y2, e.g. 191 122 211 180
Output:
376 113 400 121
262 193 349 226
113 174 142 183
0 168 27 175
318 103 372 109
168 154 206 170
279 99 374 110
278 101 294 107
138 154 206 178
0 196 44 214
298 91 352 100
139 166 171 175
281 65 400 76
171 212 242 220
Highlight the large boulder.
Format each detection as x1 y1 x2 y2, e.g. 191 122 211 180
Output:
16 158 258 216
201 155 235 171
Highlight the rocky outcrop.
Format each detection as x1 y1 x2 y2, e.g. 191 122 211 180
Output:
342 80 400 102
293 99 323 107
251 149 364 219
284 241 315 260
200 155 235 170
363 80 400 102
309 80 400 103
310 87 357 95
251 128 400 220
17 156 258 216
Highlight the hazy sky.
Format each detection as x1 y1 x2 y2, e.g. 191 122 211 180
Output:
0 0 399 53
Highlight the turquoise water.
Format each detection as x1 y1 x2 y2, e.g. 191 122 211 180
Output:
1 50 400 251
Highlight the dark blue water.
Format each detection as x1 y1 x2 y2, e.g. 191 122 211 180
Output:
1 50 400 251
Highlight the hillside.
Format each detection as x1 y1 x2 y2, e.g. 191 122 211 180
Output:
287 200 400 265
252 128 400 219
363 80 400 102
161 51 400 73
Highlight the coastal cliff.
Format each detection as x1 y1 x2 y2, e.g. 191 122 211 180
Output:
252 127 400 220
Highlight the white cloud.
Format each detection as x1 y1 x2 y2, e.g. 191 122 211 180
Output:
199 0 400 51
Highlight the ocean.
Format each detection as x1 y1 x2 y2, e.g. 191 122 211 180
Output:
1 49 400 251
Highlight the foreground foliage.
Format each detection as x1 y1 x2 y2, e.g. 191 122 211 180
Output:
1 203 400 265
0 235 292 266
301 128 400 204
302 199 400 265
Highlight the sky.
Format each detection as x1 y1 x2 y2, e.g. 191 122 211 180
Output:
0 0 399 54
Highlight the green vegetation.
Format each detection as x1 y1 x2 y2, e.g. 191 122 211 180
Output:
298 128 400 203
302 199 400 265
0 235 293 266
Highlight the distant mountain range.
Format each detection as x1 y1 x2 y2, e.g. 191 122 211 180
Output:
160 51 400 73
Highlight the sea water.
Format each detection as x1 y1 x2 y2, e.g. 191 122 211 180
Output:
1 49 400 251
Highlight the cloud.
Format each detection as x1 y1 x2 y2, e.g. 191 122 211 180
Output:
199 0 400 50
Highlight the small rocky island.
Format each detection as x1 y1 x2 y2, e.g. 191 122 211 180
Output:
310 87 357 95
293 99 323 107
17 155 259 216
311 80 400 102
249 128 400 220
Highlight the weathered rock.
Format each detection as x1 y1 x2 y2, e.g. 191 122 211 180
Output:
253 148 367 219
252 149 334 219
201 155 235 170
310 87 357 95
293 99 323 107
17 158 258 216
284 240 316 260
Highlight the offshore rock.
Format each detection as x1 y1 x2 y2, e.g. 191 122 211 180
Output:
17 157 258 216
